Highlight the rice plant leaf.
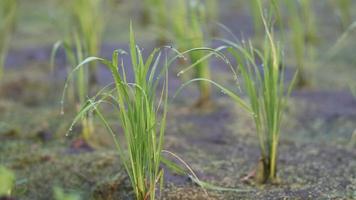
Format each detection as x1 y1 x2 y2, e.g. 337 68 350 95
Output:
175 78 253 114
61 56 105 112
50 41 63 73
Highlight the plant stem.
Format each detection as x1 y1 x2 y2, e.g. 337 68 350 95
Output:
269 136 278 181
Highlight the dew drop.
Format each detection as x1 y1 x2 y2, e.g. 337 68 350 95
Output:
177 71 184 77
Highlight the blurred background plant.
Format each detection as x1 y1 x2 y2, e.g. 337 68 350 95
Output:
299 0 318 44
285 0 310 88
171 0 213 107
205 0 219 36
142 0 168 45
50 0 112 146
330 0 353 30
52 34 94 146
0 0 17 80
53 187 81 200
0 166 15 197
62 0 106 85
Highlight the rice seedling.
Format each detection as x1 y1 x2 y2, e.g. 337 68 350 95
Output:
0 0 17 80
52 32 94 144
178 14 297 183
231 30 296 183
64 25 170 200
0 166 15 196
223 25 297 183
171 0 212 107
51 0 108 143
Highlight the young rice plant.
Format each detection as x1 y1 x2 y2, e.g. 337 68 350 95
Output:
179 18 297 183
51 0 108 143
64 25 169 200
0 0 17 80
229 31 297 183
225 18 297 182
52 33 94 144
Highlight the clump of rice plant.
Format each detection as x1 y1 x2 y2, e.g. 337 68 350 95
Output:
52 33 94 144
171 0 212 107
180 16 297 183
228 28 297 183
65 25 169 200
0 166 15 196
230 29 296 183
0 0 17 80
51 0 107 143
